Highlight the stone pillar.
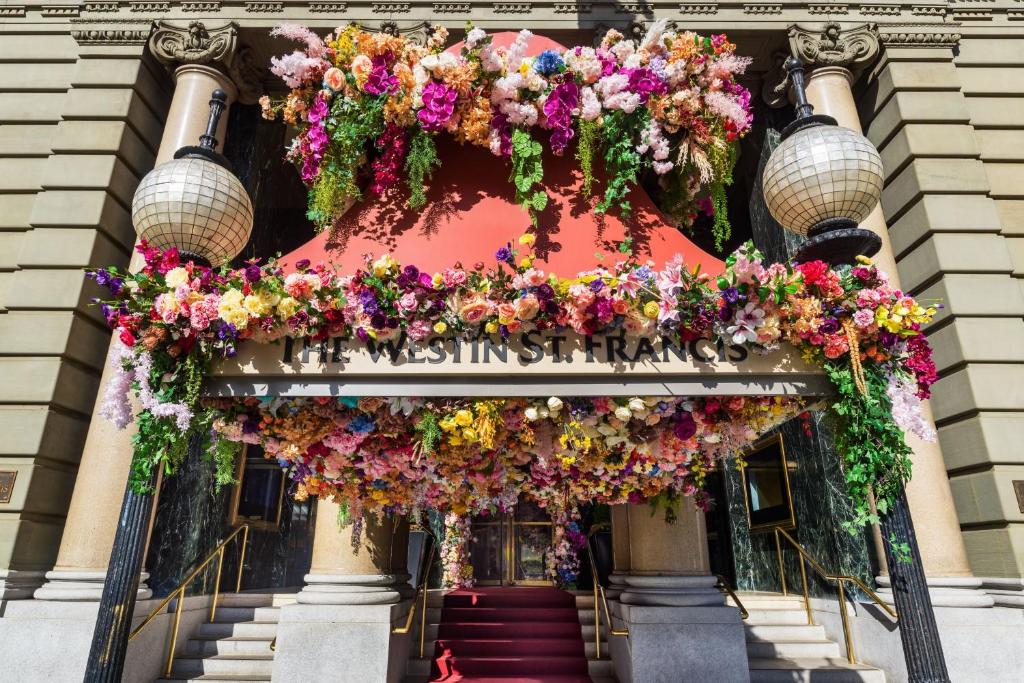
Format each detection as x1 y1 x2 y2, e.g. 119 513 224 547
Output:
789 22 992 608
34 23 240 603
273 500 413 683
609 500 749 683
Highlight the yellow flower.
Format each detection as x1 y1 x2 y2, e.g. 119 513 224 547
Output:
518 233 536 247
277 296 301 319
164 267 189 289
519 60 531 76
519 256 534 269
462 428 478 442
454 410 474 427
485 321 499 334
244 292 275 317
855 255 874 265
643 301 660 319
372 255 396 277
433 321 447 334
221 307 249 330
220 288 244 309
432 273 443 287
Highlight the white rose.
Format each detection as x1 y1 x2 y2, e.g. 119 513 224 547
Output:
524 407 539 421
547 396 564 412
628 397 646 413
614 406 632 421
164 267 189 289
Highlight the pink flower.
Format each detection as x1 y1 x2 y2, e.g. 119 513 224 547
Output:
324 67 345 91
407 319 433 341
515 295 540 320
398 292 419 313
442 269 467 288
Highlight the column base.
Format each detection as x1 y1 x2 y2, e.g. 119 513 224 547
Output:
876 575 995 608
979 577 1024 607
33 570 152 601
0 569 46 600
609 574 749 683
276 574 414 683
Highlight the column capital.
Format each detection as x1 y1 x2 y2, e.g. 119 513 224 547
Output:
788 21 880 77
148 21 262 104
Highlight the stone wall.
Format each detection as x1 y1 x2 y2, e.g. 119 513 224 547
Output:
859 30 1024 578
0 15 169 596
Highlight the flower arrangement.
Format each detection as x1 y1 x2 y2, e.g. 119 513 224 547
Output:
441 513 475 588
89 235 937 551
545 506 587 588
262 22 752 246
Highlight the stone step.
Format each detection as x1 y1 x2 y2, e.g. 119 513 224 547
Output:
185 636 276 656
199 621 279 639
171 654 274 677
748 657 886 682
746 638 842 659
744 608 813 625
745 623 828 641
158 676 271 682
208 606 281 623
211 594 275 609
583 641 609 659
731 597 808 610
587 659 614 676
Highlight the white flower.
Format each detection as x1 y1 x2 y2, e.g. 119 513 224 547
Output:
524 407 539 421
614 406 632 421
466 27 487 49
547 396 564 412
628 397 646 413
164 267 189 289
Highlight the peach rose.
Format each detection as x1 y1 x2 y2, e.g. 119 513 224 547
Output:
515 294 540 320
496 302 517 324
350 54 372 82
324 67 345 91
459 295 491 323
611 298 629 315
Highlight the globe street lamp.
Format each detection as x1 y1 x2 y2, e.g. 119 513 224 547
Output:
764 58 951 683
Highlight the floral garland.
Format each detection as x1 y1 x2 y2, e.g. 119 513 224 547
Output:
546 506 587 588
441 513 475 589
89 235 938 557
262 22 752 245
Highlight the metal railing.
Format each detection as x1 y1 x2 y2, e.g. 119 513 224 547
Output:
585 525 629 659
714 574 749 620
392 537 438 659
773 526 897 664
129 523 250 677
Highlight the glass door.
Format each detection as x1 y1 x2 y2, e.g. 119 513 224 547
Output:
470 500 553 586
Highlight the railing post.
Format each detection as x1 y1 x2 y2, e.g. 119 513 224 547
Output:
210 547 225 622
837 580 855 664
797 555 813 625
165 589 184 678
236 525 249 593
774 529 788 595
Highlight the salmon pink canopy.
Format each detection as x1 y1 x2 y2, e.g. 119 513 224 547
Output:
280 32 724 276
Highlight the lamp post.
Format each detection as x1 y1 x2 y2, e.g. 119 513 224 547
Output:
762 58 950 683
83 92 253 683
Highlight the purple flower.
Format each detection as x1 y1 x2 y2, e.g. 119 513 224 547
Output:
295 259 311 270
818 318 840 335
542 82 579 155
533 50 565 77
370 312 387 329
417 80 457 132
673 412 697 440
403 265 419 280
364 55 400 96
537 283 555 300
625 68 668 102
589 279 605 293
722 287 740 304
307 93 329 125
418 272 435 288
244 264 262 282
491 114 512 157
495 246 514 264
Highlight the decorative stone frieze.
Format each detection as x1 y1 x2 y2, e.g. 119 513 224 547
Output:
372 2 411 12
41 5 81 16
809 4 847 14
129 1 170 11
70 19 152 45
83 2 119 11
433 2 471 12
0 5 27 16
554 2 592 13
877 28 962 46
309 1 348 12
180 1 221 11
789 21 880 74
351 20 432 43
679 3 717 14
616 2 653 12
911 5 946 16
493 2 532 12
244 1 284 11
744 3 784 15
150 20 237 66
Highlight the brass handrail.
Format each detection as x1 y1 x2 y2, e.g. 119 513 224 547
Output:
129 523 250 678
392 538 438 660
714 574 749 620
773 527 896 664
585 524 628 661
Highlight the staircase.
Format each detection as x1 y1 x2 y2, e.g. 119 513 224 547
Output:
733 593 886 682
405 587 615 683
156 591 294 683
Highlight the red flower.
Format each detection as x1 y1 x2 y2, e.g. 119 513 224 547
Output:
796 260 830 287
118 328 137 347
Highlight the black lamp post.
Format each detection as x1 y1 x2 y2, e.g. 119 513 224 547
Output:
762 58 951 683
83 93 253 682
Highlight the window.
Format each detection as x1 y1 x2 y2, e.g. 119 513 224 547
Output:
230 445 286 530
741 434 796 532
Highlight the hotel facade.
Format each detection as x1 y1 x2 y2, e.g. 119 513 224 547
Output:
1 2 1024 682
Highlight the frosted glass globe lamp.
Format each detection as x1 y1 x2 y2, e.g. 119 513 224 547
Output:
131 90 253 266
762 58 883 265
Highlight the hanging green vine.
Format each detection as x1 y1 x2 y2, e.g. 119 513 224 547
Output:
596 109 649 217
509 128 548 224
405 129 441 211
576 118 598 198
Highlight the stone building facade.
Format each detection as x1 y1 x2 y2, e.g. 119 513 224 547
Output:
1 2 1023 681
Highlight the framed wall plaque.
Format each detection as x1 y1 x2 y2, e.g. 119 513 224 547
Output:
0 471 16 504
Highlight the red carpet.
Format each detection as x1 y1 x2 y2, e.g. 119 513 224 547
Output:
430 587 591 683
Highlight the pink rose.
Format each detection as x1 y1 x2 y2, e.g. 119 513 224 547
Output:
408 319 433 341
515 294 540 320
459 296 491 323
443 269 467 288
496 302 517 323
523 269 547 287
398 292 419 313
350 55 372 80
611 298 629 315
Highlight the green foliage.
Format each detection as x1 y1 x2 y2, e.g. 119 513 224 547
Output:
308 94 387 230
208 432 242 492
405 128 441 211
576 118 598 198
509 128 548 224
823 361 914 536
415 410 442 456
596 109 649 217
707 140 738 251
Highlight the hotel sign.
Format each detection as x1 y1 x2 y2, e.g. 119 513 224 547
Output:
207 331 829 398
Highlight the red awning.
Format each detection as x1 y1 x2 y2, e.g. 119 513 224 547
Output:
280 31 724 277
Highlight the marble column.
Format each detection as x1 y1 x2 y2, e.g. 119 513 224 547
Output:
609 500 749 683
789 23 992 608
273 500 414 683
34 54 238 603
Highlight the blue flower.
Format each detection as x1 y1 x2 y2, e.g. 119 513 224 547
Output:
349 414 376 433
339 396 360 408
533 50 565 77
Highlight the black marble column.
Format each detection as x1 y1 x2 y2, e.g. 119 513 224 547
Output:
881 490 950 682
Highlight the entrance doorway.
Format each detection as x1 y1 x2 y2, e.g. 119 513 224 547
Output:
469 500 552 586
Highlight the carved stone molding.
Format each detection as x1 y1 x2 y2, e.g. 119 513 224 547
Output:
244 1 284 11
180 1 221 11
809 4 847 14
789 21 880 75
877 28 961 47
372 2 411 12
494 2 532 12
42 5 81 16
679 3 717 14
858 5 901 15
83 2 120 11
129 1 169 11
350 21 431 44
744 3 783 14
554 2 592 13
150 20 237 66
0 5 26 17
70 19 152 45
433 2 471 12
309 1 347 12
